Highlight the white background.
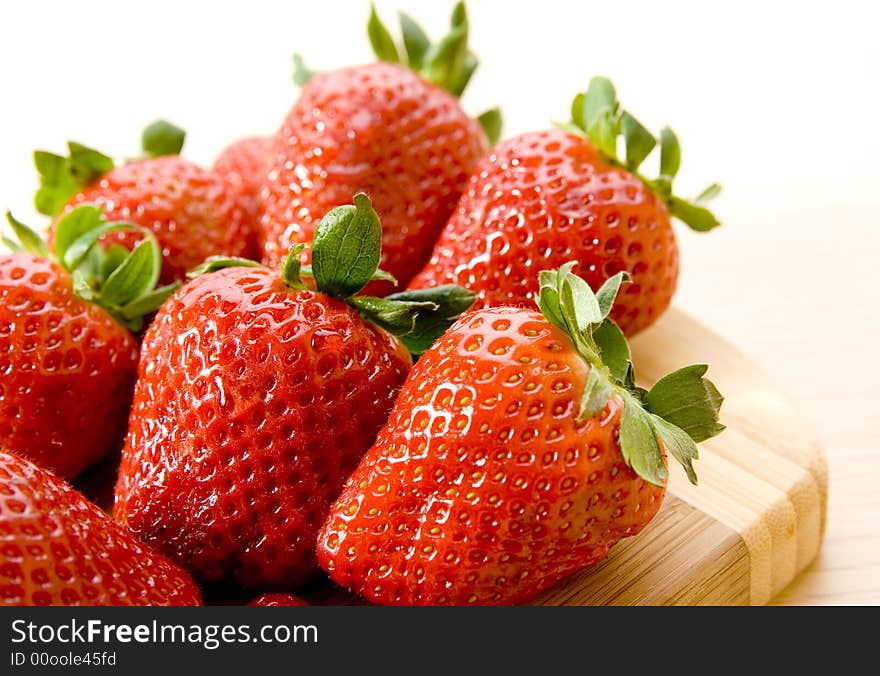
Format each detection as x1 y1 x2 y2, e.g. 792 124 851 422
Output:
1 1 878 601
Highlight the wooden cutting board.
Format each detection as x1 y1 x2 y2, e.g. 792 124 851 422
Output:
533 307 828 605
76 307 828 606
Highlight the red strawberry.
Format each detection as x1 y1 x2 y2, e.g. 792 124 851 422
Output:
114 194 474 590
318 264 724 605
0 207 178 479
248 593 309 607
259 4 498 293
0 451 201 606
36 121 258 284
213 135 272 217
408 77 721 335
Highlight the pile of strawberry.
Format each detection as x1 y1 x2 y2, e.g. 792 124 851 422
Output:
0 3 724 607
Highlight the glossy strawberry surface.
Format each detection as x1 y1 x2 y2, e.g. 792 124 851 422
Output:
214 136 272 218
259 63 487 293
408 129 679 335
0 254 138 480
0 452 201 606
114 265 411 590
318 306 666 605
248 592 309 607
57 156 258 283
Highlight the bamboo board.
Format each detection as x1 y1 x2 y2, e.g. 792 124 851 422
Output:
533 307 828 605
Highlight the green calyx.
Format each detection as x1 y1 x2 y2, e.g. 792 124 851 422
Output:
189 193 475 356
562 77 721 233
291 4 502 145
4 205 178 332
367 2 502 145
33 120 186 217
537 263 725 486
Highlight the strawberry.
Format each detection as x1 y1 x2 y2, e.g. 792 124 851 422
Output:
114 194 474 591
408 77 721 335
248 593 309 607
36 120 258 284
0 451 201 606
259 3 499 294
317 263 724 605
213 135 272 218
0 206 178 479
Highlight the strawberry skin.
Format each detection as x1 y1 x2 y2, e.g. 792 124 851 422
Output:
0 254 138 480
58 156 258 283
213 136 272 217
318 307 665 605
114 265 412 590
248 592 309 607
408 129 679 335
0 451 201 606
259 62 487 293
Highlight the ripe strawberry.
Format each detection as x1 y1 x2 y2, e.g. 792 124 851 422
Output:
408 77 721 336
259 3 498 293
114 194 474 591
0 451 201 606
36 120 258 284
318 264 724 605
248 593 309 607
213 135 272 217
0 207 178 479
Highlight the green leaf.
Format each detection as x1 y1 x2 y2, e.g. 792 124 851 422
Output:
311 193 382 299
52 204 104 262
1 236 22 252
100 243 130 280
4 212 49 257
536 269 565 330
66 142 114 187
34 151 79 216
570 92 585 132
141 120 185 158
368 4 400 63
399 11 430 70
578 368 615 421
659 126 681 179
98 236 161 308
587 109 619 161
449 51 478 97
695 183 722 205
595 271 628 319
582 77 618 126
348 295 433 338
620 111 656 171
559 272 602 334
62 222 134 271
119 282 180 322
477 107 503 146
668 196 721 232
593 318 630 384
450 1 467 28
383 284 475 354
422 25 468 94
280 243 307 288
644 364 725 443
33 143 113 217
292 52 316 87
650 415 699 485
618 390 668 487
187 255 263 279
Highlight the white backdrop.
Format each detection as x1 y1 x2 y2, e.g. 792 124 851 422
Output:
1 0 879 452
